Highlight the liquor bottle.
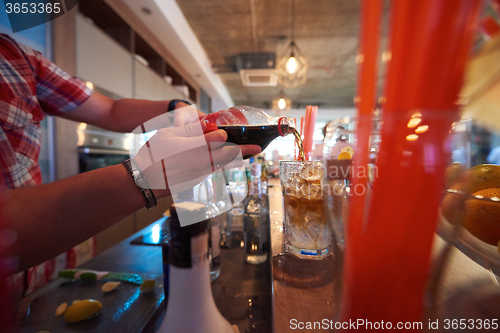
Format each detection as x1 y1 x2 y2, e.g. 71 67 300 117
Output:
225 170 246 249
199 175 222 282
208 217 221 281
243 163 269 264
158 206 233 333
257 157 270 252
226 201 245 248
201 106 301 158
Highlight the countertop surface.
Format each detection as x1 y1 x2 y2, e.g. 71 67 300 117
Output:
84 216 272 333
18 215 272 333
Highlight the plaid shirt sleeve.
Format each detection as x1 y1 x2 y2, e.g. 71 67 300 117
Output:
17 42 93 116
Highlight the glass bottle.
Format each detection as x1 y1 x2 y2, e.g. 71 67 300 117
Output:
201 106 299 158
243 163 269 264
199 175 222 281
225 170 247 249
226 201 245 249
158 206 233 333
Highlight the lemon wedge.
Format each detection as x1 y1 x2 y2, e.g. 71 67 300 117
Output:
338 151 352 160
340 146 354 157
64 299 103 323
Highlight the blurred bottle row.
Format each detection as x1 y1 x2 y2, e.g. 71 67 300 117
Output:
192 156 273 282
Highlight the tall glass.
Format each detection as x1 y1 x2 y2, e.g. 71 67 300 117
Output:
280 161 331 259
324 112 470 326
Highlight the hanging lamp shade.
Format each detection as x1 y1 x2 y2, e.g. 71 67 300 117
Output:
271 92 292 116
277 0 308 88
277 43 308 88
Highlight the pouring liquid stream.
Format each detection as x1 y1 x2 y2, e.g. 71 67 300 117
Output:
291 127 306 162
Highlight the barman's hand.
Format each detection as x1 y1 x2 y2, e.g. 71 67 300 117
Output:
130 106 260 196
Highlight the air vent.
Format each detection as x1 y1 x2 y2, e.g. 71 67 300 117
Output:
240 69 278 87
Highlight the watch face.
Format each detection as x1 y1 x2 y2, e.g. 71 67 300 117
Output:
132 169 142 180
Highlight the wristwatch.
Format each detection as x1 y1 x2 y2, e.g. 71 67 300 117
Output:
122 159 157 209
168 99 191 112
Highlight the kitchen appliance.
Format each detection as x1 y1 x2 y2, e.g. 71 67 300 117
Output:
78 123 132 173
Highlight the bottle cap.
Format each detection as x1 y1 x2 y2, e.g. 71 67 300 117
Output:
251 163 262 176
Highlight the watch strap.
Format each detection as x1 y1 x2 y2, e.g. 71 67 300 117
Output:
168 99 191 112
122 159 157 209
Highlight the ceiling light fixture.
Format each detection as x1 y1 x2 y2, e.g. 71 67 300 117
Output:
277 0 308 88
272 91 292 116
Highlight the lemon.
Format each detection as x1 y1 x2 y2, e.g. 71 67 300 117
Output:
64 299 103 323
441 182 469 224
340 146 354 157
463 188 500 245
101 281 120 293
467 164 500 193
338 151 352 160
55 302 67 317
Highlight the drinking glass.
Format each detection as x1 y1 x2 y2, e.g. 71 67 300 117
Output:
323 112 464 325
280 160 331 259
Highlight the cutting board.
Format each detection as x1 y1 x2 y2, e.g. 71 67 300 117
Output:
17 274 164 333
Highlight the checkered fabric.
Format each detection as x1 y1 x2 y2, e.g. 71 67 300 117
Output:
0 33 92 189
0 34 93 301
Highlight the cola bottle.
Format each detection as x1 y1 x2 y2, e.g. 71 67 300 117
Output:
201 106 301 159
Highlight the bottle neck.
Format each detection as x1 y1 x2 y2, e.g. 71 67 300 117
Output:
277 117 295 137
249 175 262 196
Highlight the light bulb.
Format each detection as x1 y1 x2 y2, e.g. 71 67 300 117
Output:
285 56 298 74
278 97 286 110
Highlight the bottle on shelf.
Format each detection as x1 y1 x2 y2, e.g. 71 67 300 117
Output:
158 205 233 333
198 174 222 281
225 169 247 249
243 163 269 265
200 106 302 159
226 201 245 249
257 157 270 252
208 217 222 281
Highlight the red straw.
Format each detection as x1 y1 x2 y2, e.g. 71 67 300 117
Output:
302 106 312 159
493 0 500 15
345 0 382 251
302 106 317 160
479 16 500 38
293 118 298 160
341 0 484 326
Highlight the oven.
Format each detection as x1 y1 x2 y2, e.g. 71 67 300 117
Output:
77 124 132 173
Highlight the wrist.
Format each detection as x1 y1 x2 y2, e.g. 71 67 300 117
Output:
168 99 191 112
122 159 157 209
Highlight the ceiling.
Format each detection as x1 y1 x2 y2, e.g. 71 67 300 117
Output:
174 0 389 109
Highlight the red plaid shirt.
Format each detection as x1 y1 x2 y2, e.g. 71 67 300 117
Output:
0 34 93 301
0 33 92 189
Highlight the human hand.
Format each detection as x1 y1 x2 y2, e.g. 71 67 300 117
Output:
130 109 260 195
171 103 205 127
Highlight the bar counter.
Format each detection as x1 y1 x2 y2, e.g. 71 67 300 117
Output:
19 179 498 333
78 217 272 333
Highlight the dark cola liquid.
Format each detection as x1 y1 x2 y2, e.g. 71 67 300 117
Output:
218 124 305 160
